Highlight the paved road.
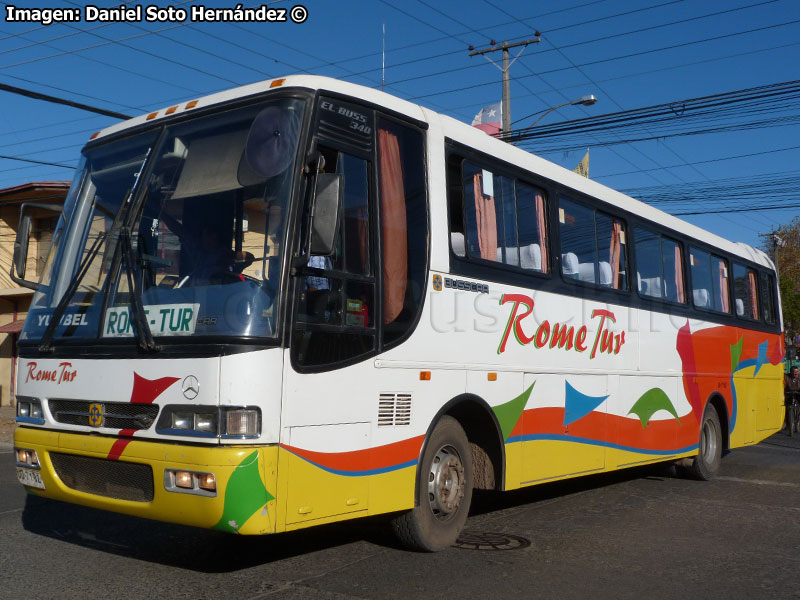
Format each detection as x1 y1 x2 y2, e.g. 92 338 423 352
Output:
1 430 799 600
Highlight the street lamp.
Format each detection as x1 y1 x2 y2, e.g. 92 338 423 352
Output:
512 94 598 128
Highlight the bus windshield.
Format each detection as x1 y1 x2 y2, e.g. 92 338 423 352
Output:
21 96 306 345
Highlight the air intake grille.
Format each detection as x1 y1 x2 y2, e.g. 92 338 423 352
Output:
50 452 154 502
378 393 412 427
49 400 159 430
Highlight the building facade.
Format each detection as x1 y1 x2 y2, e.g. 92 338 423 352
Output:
0 181 69 406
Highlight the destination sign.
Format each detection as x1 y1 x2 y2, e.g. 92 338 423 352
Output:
103 303 200 337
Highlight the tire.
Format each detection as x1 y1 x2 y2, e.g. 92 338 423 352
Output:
688 403 723 481
390 416 473 552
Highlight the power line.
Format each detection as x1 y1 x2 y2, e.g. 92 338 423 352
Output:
0 82 131 119
409 16 800 100
506 79 800 144
0 154 74 169
347 0 780 99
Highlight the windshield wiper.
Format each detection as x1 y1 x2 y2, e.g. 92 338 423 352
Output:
119 226 159 352
38 231 108 353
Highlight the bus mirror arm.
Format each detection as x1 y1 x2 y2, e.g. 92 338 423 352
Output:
292 152 341 275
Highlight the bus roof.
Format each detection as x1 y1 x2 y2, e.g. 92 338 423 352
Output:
91 74 772 270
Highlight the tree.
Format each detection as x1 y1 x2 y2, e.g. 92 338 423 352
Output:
762 216 800 344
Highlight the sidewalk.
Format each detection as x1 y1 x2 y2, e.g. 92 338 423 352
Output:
0 404 15 448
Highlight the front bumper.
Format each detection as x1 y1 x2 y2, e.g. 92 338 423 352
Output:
14 426 278 535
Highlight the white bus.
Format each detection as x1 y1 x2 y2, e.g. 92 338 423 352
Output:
13 75 785 551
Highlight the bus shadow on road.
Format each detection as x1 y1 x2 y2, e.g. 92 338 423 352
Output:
20 494 399 572
469 461 680 517
20 463 681 569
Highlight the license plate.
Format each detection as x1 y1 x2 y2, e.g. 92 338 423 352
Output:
16 467 45 490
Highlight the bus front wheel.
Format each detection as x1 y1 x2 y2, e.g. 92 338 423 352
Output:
688 404 722 481
391 416 473 551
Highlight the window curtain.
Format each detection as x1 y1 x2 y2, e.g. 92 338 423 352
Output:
609 221 622 289
718 261 729 312
747 270 759 319
379 128 408 325
674 244 685 303
473 173 497 261
535 191 547 271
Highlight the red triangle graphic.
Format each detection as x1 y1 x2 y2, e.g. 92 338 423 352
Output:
130 372 180 404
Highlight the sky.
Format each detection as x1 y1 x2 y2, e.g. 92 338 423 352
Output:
0 0 798 250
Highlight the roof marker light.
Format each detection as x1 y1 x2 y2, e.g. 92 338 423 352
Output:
185 100 199 109
146 111 159 121
165 105 178 115
90 132 100 140
269 78 285 88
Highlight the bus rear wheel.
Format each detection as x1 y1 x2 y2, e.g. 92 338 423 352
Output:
391 416 473 552
688 404 722 481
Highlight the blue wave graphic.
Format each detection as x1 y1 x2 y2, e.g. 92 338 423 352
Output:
506 433 698 456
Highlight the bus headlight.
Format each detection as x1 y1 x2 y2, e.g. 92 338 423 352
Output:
16 398 44 423
157 405 219 437
171 412 193 430
195 412 217 433
156 406 259 438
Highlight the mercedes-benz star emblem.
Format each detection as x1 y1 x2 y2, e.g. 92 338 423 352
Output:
182 375 200 400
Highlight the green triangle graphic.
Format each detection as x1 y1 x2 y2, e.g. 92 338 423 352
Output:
493 383 534 441
730 336 744 373
213 451 273 533
628 387 681 429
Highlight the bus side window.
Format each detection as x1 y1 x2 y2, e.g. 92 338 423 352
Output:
377 118 427 348
596 212 627 290
690 247 730 313
759 271 777 324
447 154 466 257
634 228 685 303
293 144 376 368
559 198 597 283
462 163 517 265
732 262 759 320
516 181 548 273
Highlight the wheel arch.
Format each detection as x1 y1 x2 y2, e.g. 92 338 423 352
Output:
414 394 506 505
706 392 730 452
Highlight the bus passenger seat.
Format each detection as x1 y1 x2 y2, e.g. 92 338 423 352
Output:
578 262 595 282
562 252 579 278
735 298 745 316
693 288 710 308
451 232 466 257
520 244 541 271
598 261 612 286
497 246 519 265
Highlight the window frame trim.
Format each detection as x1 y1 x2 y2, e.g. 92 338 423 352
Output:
631 224 688 306
557 193 631 294
447 149 552 280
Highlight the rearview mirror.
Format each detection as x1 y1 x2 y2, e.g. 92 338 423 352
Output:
13 214 32 281
11 202 63 291
310 173 342 256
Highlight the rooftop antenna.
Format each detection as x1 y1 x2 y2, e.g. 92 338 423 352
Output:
382 23 386 90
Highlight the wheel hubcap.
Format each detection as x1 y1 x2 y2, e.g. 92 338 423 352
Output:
427 444 465 520
701 418 718 462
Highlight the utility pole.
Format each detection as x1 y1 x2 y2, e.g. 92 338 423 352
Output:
469 37 540 135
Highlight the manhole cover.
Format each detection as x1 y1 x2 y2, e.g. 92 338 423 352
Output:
453 531 531 551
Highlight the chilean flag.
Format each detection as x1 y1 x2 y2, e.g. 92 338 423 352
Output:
471 102 502 136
